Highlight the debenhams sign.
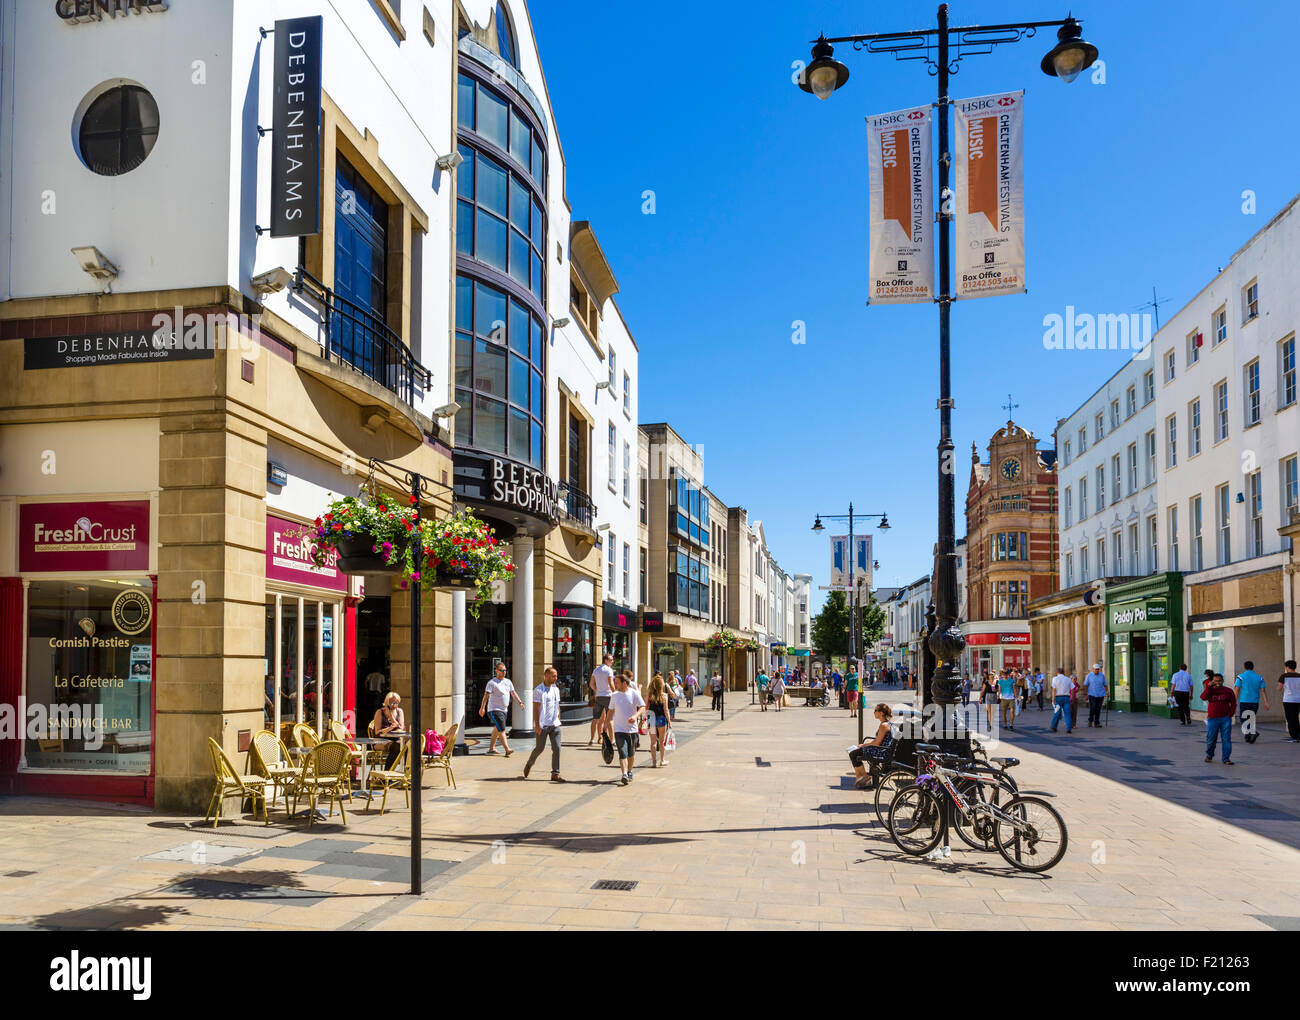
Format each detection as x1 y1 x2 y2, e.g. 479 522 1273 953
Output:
56 0 168 23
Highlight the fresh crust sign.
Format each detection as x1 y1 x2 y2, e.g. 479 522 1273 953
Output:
954 90 1025 299
866 105 934 304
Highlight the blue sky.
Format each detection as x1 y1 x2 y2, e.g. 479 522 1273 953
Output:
529 0 1300 611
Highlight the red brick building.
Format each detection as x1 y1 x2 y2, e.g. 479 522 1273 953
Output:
962 421 1058 678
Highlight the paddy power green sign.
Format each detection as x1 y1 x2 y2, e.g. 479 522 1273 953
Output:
1109 597 1168 632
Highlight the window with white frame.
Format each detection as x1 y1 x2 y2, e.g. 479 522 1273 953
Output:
1168 505 1179 571
1079 477 1088 519
622 372 630 414
1166 414 1178 468
1189 399 1201 456
1110 400 1120 430
1111 454 1122 504
1245 359 1261 426
622 441 630 502
1125 386 1136 419
1146 516 1158 574
1191 494 1203 570
1113 529 1123 574
608 531 616 589
1145 430 1156 485
1213 306 1227 345
1080 544 1090 582
1143 369 1155 405
1064 552 1073 588
1280 335 1296 408
608 423 617 491
1216 483 1231 565
1064 486 1072 527
1187 329 1202 366
1063 438 1072 466
1128 522 1139 574
1078 425 1087 454
1214 380 1229 442
1243 280 1259 322
1095 412 1105 442
1164 349 1176 383
1096 465 1105 513
639 546 646 604
1127 443 1138 494
1096 537 1106 577
608 348 617 389
623 541 630 599
1282 455 1298 521
1248 470 1263 558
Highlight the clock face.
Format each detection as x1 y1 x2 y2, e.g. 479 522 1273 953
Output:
1001 458 1022 481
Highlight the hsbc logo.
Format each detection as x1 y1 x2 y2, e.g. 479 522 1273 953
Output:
998 97 1016 106
908 110 924 119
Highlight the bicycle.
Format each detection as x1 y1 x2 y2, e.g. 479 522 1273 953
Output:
887 743 1067 872
872 740 1020 834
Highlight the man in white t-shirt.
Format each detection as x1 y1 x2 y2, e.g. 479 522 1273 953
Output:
590 653 616 746
478 662 524 756
1171 663 1195 725
1050 668 1074 733
1278 659 1300 743
609 673 646 785
523 667 565 782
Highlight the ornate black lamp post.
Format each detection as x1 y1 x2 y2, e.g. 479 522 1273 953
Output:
799 6 1098 727
813 507 888 742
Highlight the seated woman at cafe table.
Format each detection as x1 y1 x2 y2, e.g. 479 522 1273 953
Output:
848 703 895 790
372 692 406 768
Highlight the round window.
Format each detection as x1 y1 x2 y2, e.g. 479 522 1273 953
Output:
76 83 159 176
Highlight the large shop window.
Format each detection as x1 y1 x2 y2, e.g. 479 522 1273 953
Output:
264 596 339 742
668 545 710 617
553 619 592 705
669 470 710 549
455 275 545 467
24 579 153 775
333 158 390 377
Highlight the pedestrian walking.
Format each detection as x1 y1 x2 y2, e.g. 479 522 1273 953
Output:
849 703 896 790
832 667 843 707
1069 674 1080 732
769 671 786 712
960 672 971 706
1084 663 1108 728
478 661 524 756
1049 667 1074 733
645 673 673 767
610 672 646 784
589 653 616 747
1280 660 1300 742
1203 672 1236 765
1171 663 1194 725
522 666 565 782
1020 670 1031 714
1035 670 1046 710
684 670 697 708
981 672 999 730
757 669 769 711
997 671 1016 730
1234 661 1269 744
709 670 723 711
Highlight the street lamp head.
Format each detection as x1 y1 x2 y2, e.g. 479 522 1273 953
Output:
1040 17 1098 83
878 514 890 530
799 36 849 100
812 515 825 532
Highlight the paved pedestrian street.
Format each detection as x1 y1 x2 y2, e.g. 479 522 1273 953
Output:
3 695 1298 932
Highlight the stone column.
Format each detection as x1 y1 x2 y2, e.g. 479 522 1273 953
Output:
451 590 467 752
511 537 535 736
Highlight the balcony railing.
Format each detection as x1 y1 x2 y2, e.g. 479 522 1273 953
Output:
559 483 596 528
294 268 431 408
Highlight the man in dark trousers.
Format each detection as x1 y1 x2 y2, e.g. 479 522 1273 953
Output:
1170 663 1194 725
1202 672 1237 765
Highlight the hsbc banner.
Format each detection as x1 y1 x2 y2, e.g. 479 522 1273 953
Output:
865 105 933 304
954 90 1025 299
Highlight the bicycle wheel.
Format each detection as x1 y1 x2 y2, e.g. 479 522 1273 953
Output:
874 766 915 828
994 795 1069 873
887 785 945 856
952 768 1017 851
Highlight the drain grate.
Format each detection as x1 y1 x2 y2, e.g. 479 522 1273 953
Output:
591 879 638 892
5 871 36 878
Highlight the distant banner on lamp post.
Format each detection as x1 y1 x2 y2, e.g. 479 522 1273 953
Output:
865 105 933 304
954 90 1025 298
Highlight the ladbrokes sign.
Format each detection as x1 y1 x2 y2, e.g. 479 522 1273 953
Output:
20 501 151 572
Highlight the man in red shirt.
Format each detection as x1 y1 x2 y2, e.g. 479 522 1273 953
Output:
1202 672 1237 765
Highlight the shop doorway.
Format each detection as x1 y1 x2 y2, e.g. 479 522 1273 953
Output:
1131 634 1149 710
465 603 512 731
354 596 391 732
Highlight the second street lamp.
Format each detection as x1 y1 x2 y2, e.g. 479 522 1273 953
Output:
798 5 1098 736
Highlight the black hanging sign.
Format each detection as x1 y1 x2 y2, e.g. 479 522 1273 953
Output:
270 16 322 237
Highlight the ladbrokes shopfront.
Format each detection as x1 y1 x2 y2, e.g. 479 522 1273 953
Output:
2 499 157 802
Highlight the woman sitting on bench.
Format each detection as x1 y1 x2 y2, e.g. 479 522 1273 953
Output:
848 703 895 790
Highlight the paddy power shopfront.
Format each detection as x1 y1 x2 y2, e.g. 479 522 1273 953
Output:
1104 574 1184 718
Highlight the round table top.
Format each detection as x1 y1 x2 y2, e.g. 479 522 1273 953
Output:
349 736 388 746
286 746 311 756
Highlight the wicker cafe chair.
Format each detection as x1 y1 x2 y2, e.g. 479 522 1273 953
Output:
204 738 269 828
425 723 459 790
329 719 366 786
292 722 319 749
291 740 352 827
249 729 301 812
365 736 417 815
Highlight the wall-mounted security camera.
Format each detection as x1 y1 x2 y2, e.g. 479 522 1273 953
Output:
251 267 294 295
71 246 118 292
433 401 461 418
435 151 464 172
551 316 571 329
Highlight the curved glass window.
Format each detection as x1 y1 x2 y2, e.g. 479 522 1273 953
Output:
77 83 160 176
456 140 544 303
454 276 544 467
496 2 519 68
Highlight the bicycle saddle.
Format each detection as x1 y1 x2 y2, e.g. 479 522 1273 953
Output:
990 756 1020 767
915 742 940 752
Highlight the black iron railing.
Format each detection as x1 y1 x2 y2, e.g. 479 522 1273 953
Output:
560 483 596 528
293 268 431 408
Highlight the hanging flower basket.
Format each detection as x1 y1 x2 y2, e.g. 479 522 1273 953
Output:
295 492 418 577
706 628 738 650
741 639 760 653
771 644 789 656
416 510 514 617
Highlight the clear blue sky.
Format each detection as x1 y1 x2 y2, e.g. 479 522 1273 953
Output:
529 0 1300 613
